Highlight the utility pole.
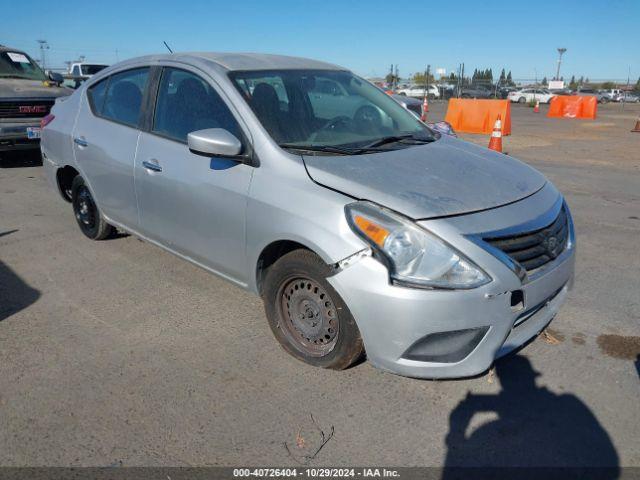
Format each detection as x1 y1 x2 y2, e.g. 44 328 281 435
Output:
555 48 567 81
394 64 399 91
37 40 49 70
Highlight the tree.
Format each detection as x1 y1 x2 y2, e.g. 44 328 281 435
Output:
635 77 640 92
412 72 435 86
569 75 578 91
385 72 399 86
506 71 514 86
499 69 506 85
600 81 616 90
541 77 548 86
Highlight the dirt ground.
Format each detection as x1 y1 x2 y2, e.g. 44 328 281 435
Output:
1 102 639 469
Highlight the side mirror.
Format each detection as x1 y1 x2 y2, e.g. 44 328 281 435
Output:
187 128 243 158
48 71 64 85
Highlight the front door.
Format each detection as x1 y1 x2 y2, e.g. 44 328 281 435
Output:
134 67 253 284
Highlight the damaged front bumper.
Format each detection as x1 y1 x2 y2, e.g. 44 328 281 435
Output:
328 183 575 379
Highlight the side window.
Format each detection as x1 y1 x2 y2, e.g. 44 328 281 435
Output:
153 68 242 143
87 78 108 114
101 68 149 127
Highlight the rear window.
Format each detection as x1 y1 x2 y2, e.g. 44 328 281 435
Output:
100 68 149 127
82 64 107 75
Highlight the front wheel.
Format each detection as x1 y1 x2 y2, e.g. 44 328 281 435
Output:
71 175 114 240
262 249 364 370
518 97 526 104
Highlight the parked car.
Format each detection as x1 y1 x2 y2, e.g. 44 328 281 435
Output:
575 88 609 103
41 53 575 379
459 85 493 99
396 84 440 99
390 93 423 118
600 89 623 101
508 88 555 104
613 91 639 103
496 86 517 99
0 44 70 151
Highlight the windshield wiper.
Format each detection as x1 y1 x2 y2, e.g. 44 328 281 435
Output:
363 134 435 149
278 143 377 155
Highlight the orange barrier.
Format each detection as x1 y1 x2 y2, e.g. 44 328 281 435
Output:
547 95 597 119
445 99 511 135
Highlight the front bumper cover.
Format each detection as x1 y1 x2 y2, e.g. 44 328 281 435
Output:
328 183 575 379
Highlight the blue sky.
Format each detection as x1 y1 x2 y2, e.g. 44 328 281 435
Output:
3 0 638 82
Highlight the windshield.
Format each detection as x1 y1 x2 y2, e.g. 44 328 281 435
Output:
230 69 436 153
0 51 47 81
81 64 107 75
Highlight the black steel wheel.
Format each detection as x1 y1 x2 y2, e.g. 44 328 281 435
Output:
263 249 364 369
71 175 114 240
278 276 339 357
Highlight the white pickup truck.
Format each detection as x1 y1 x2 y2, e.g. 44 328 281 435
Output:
67 62 108 88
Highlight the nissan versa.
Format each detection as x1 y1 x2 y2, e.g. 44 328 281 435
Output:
40 53 575 378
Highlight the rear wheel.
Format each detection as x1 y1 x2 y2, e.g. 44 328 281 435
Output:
262 249 364 370
71 176 114 240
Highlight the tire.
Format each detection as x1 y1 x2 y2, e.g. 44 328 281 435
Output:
71 175 114 240
262 249 364 370
518 97 526 104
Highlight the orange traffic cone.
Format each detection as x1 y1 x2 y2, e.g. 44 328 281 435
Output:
488 115 503 152
420 97 429 121
533 100 540 113
632 116 640 133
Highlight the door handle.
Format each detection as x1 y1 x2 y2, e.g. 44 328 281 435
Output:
73 137 88 147
142 159 163 173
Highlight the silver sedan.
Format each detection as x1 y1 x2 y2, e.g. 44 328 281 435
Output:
41 53 575 378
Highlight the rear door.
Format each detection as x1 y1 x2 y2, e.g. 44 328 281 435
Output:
134 66 253 283
73 67 150 228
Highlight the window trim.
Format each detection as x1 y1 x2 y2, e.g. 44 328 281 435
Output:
85 66 151 130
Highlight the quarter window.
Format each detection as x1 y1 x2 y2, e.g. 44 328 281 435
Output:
87 78 108 114
100 68 149 127
153 68 241 143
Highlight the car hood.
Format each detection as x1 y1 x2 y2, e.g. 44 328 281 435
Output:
303 135 547 219
0 79 71 100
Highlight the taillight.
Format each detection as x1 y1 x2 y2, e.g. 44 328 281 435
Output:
40 114 55 129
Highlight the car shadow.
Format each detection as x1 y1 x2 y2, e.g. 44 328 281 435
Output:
0 259 41 322
0 149 43 168
442 355 620 479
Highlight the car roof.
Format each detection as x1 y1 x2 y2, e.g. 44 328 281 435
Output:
116 52 347 72
0 45 28 54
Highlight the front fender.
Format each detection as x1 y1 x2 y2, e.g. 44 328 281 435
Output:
245 162 366 294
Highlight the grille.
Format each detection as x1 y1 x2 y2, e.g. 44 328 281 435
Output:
484 206 569 273
0 100 54 119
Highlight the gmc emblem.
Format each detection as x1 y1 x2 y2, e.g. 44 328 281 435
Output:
19 105 47 114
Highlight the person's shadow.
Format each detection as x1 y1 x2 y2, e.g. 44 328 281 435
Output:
0 258 40 322
443 355 619 479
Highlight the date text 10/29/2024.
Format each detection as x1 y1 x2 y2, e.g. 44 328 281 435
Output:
233 468 400 478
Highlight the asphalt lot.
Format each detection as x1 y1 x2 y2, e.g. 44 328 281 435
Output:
1 102 639 468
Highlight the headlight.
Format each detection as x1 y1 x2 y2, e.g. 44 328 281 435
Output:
345 201 490 289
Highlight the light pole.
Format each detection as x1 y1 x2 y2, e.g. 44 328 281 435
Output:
37 40 50 70
556 48 567 81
